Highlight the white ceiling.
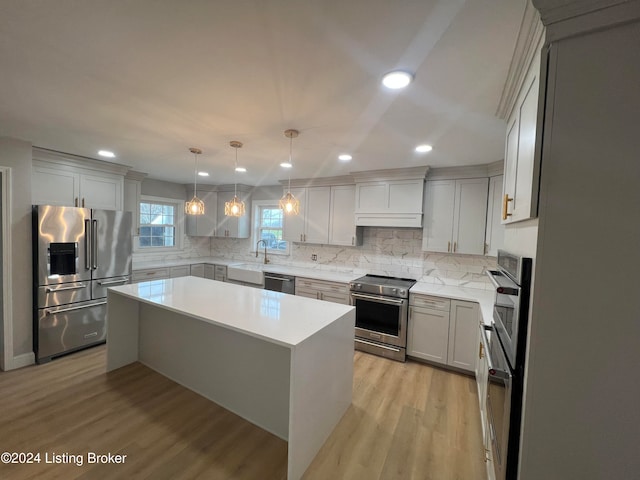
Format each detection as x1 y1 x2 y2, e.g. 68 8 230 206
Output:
0 0 525 186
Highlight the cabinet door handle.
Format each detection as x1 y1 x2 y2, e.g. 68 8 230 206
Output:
502 194 513 220
304 234 306 242
447 241 451 252
479 342 484 359
75 197 78 207
300 234 303 242
352 236 354 246
454 242 457 252
82 197 85 207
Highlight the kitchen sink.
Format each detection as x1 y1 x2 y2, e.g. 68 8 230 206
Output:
227 263 264 285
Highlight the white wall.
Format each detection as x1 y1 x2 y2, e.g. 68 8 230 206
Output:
518 16 640 480
0 137 33 363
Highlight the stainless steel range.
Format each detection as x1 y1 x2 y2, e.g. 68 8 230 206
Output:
349 275 416 362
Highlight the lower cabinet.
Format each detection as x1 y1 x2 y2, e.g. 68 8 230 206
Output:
190 264 205 277
407 296 451 365
475 322 495 477
132 268 169 283
407 294 479 373
294 277 350 305
169 265 190 278
204 264 216 280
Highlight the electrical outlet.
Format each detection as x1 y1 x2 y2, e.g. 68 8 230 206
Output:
311 254 317 261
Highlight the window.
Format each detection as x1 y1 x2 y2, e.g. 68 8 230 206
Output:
252 201 289 254
139 200 177 249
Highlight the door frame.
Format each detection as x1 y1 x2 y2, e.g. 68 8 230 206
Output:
0 166 14 371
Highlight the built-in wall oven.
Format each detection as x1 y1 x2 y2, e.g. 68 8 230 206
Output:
349 275 416 362
485 250 532 480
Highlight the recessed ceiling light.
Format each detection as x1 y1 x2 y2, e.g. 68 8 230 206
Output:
338 154 352 161
235 166 247 173
198 171 209 177
98 150 116 158
280 161 292 168
382 70 413 89
415 144 433 153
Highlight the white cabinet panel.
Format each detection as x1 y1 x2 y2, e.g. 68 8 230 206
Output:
355 183 387 211
304 187 330 244
422 180 455 253
124 179 141 237
354 179 424 227
407 306 450 365
190 264 205 277
502 44 543 224
295 277 350 305
329 185 361 246
423 178 488 255
485 175 505 256
447 300 479 372
186 190 217 237
216 191 250 238
169 265 190 278
81 173 123 210
452 178 489 255
32 165 79 206
283 188 307 243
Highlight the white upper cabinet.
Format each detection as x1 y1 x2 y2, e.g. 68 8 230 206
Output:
304 186 331 244
186 188 217 237
216 190 251 238
485 175 505 256
329 185 361 246
422 178 488 255
502 36 545 224
284 184 361 246
32 149 127 210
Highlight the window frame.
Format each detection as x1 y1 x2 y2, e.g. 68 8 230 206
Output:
251 200 290 256
134 195 184 253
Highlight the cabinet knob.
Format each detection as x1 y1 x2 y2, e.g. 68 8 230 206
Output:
447 241 451 253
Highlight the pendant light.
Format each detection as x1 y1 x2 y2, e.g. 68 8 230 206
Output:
185 147 205 215
225 141 246 217
279 129 300 215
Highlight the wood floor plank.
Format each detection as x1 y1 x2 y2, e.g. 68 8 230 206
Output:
0 345 485 480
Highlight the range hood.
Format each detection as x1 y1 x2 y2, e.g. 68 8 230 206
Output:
352 166 429 228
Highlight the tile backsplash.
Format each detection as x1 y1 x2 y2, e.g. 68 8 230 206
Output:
132 235 211 263
210 227 496 290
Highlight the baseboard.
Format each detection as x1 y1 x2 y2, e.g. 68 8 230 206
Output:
11 352 35 370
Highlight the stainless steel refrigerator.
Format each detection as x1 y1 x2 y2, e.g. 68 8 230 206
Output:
32 205 132 363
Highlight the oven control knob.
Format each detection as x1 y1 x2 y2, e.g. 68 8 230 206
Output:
392 288 397 294
355 283 361 289
399 289 406 296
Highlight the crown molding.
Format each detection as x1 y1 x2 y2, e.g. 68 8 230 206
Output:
532 0 631 25
496 2 545 119
125 170 147 181
279 175 355 188
350 166 429 183
32 146 132 176
487 160 505 177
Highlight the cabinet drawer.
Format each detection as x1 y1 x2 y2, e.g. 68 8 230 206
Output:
170 266 190 278
410 294 451 311
295 287 320 300
295 277 348 294
132 268 169 282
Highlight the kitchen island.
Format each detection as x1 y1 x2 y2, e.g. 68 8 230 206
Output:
106 276 355 480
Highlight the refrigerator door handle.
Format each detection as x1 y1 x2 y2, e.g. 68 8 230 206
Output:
84 219 91 270
92 219 98 269
45 301 107 316
45 284 88 293
97 278 128 286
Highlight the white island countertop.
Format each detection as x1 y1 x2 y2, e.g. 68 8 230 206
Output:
109 276 355 348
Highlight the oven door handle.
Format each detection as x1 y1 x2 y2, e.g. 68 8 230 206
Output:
483 328 511 380
350 292 405 305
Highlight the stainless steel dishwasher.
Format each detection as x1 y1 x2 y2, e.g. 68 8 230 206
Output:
264 272 295 295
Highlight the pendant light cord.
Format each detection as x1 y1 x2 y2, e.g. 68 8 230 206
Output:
288 134 292 192
234 146 238 198
193 151 198 196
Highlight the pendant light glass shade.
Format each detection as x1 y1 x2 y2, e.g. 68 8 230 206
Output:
279 191 300 215
185 147 205 215
280 129 300 216
225 141 246 217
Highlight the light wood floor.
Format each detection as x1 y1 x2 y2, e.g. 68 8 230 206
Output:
0 346 485 480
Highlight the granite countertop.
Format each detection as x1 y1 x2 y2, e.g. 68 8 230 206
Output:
132 257 495 324
132 257 363 284
109 276 354 348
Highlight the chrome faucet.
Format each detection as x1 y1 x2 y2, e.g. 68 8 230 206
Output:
256 239 270 264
